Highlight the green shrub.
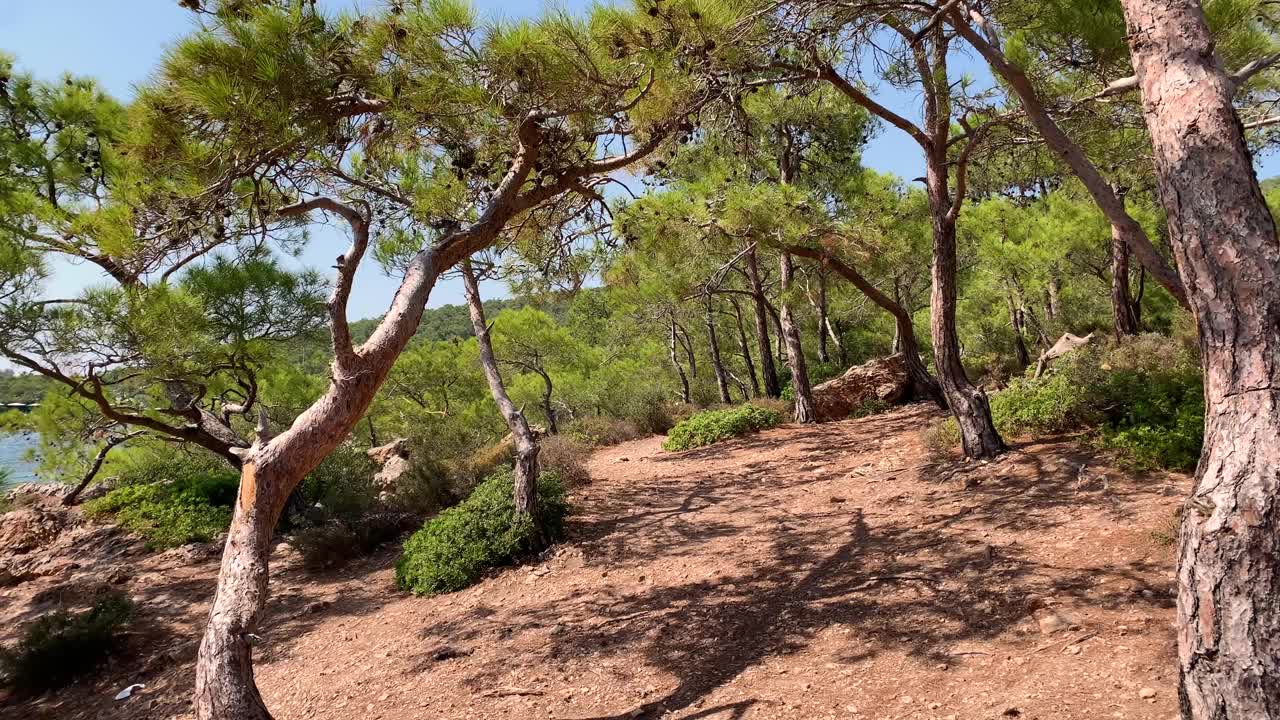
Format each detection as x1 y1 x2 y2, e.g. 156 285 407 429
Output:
662 404 782 452
970 335 1204 471
395 468 568 595
85 456 239 549
292 511 417 571
920 418 961 458
0 590 133 693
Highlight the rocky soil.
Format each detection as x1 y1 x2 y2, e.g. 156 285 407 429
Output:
1 404 1187 720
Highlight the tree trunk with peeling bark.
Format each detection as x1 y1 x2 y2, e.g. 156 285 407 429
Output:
779 252 816 423
1119 2 1280 717
462 260 539 520
744 247 782 398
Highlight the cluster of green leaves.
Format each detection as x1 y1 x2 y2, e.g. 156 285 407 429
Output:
395 468 568 595
985 335 1204 470
662 403 781 451
83 453 239 548
0 590 133 693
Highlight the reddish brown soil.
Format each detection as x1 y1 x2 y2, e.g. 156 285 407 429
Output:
2 404 1187 720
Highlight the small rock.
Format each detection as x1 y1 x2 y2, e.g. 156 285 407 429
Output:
1036 610 1074 634
898 695 912 704
1139 687 1157 699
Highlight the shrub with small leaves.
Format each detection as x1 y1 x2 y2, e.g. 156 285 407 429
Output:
929 335 1204 471
0 590 133 693
395 468 568 595
84 457 239 549
662 404 781 452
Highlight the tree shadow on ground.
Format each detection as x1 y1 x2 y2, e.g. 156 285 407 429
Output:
417 405 1176 718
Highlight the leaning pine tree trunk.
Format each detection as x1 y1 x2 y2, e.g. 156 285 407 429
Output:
462 260 539 521
779 252 816 422
1119 2 1280 717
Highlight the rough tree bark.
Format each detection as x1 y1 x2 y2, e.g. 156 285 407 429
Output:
462 260 539 521
744 247 782 397
704 294 733 404
785 244 947 409
948 6 1190 310
1119 3 1280 718
729 297 761 397
779 252 816 422
1111 223 1141 339
924 143 1004 457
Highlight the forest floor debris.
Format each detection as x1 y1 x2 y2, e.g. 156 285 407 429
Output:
0 404 1186 720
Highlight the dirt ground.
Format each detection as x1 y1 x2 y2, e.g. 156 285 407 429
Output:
2 404 1188 720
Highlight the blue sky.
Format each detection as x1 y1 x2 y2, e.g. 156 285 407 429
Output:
3 1 1277 319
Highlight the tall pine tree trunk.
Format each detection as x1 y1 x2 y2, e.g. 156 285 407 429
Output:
1120 2 1280 717
745 247 781 398
779 252 816 422
1111 224 1141 340
462 260 539 521
1006 288 1032 370
704 294 733 403
926 144 1004 458
730 297 761 397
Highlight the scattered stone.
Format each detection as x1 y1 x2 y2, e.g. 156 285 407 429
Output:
1139 687 1157 699
1036 610 1073 635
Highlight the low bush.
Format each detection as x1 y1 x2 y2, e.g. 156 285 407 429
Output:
84 456 239 549
395 468 568 595
291 511 417 571
931 335 1203 471
538 435 592 486
662 404 782 452
0 590 133 693
747 396 793 421
564 416 643 447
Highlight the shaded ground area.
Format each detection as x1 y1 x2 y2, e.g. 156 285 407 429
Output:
2 404 1187 720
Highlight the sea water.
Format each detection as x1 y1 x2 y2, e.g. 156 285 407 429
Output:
0 433 40 489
